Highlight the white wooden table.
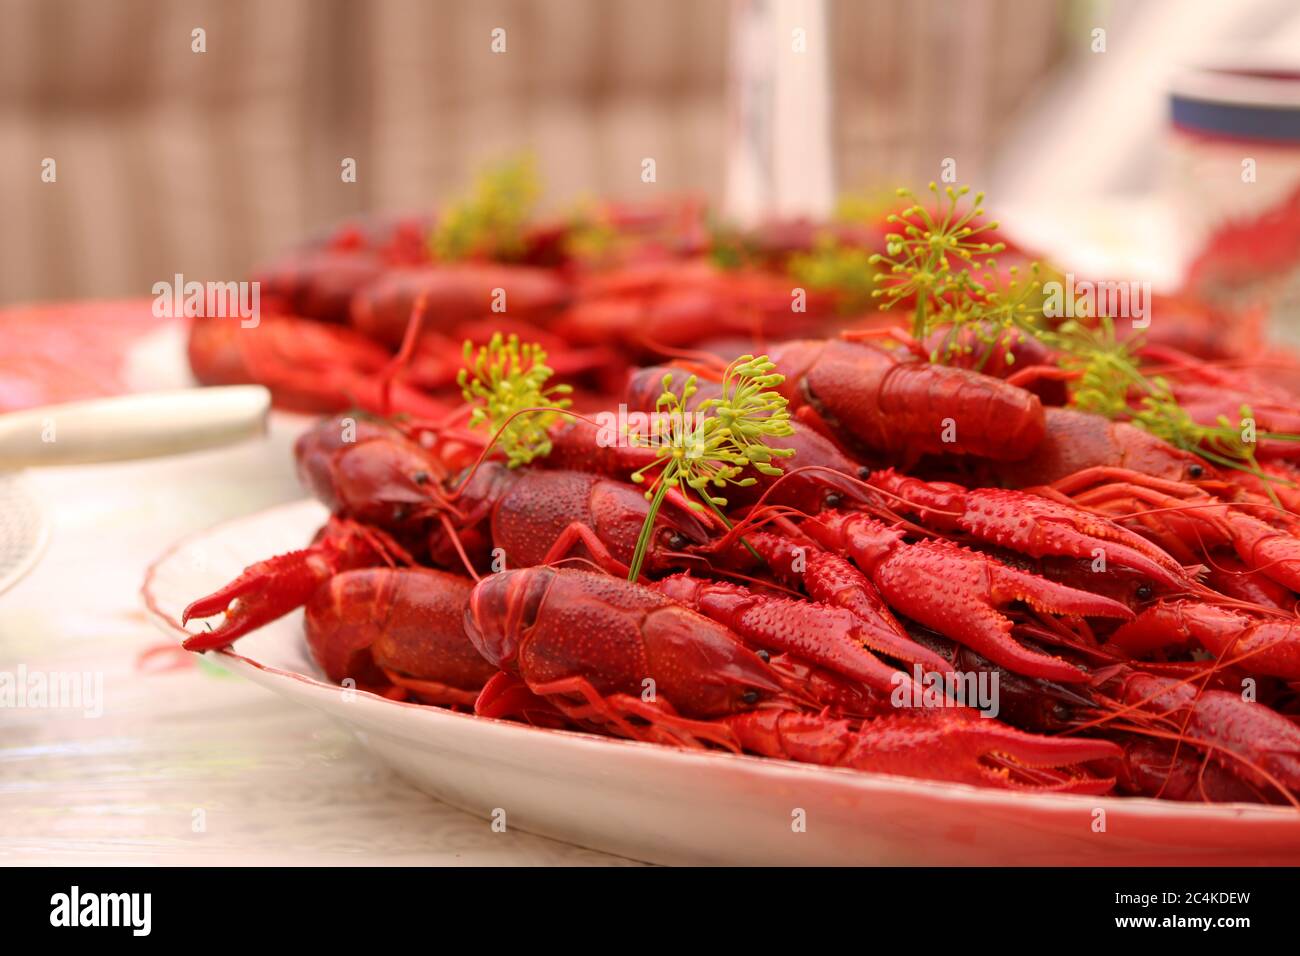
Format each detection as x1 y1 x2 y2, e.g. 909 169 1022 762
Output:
0 399 633 866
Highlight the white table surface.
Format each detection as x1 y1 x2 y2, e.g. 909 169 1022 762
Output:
0 396 635 866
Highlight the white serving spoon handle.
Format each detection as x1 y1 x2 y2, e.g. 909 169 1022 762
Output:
0 386 270 469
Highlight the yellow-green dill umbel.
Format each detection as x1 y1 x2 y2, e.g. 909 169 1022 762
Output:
869 183 1005 341
457 332 572 468
431 154 540 262
869 183 1300 486
626 355 795 582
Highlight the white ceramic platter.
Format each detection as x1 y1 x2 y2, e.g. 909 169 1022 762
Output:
144 500 1300 865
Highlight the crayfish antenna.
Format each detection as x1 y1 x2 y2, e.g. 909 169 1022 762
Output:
438 513 483 582
630 339 729 377
1076 668 1300 807
375 292 430 417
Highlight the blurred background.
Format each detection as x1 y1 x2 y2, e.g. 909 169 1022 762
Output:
1 0 1298 305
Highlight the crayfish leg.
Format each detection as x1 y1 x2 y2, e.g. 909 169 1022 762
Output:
474 671 570 728
528 677 741 752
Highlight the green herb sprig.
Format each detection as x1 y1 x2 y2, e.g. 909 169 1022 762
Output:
869 183 1005 340
626 355 795 582
561 199 619 262
457 333 572 467
789 237 880 312
432 154 540 262
1055 316 1286 480
869 184 1300 483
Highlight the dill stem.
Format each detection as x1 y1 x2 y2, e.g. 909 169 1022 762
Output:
628 477 671 584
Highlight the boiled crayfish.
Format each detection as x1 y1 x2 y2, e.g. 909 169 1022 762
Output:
176 177 1300 806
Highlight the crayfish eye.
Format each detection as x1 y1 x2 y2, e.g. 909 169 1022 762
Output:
857 466 871 479
741 690 760 705
666 532 687 550
825 492 843 509
1136 584 1153 601
413 470 430 485
1188 463 1205 479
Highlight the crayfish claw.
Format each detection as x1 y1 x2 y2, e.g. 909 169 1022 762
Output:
964 489 1194 590
988 562 1134 622
723 709 1119 792
874 542 1096 683
181 518 394 652
181 574 259 627
181 549 327 651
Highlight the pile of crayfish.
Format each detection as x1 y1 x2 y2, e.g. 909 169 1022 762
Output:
186 150 1300 430
185 195 884 418
180 316 1300 804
